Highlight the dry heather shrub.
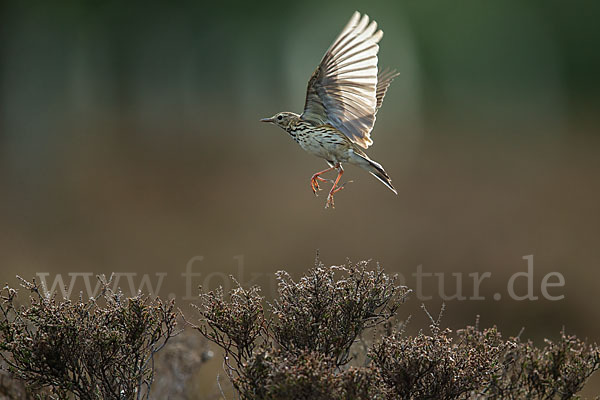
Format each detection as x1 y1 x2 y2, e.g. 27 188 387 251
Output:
237 349 384 400
190 258 409 398
485 329 600 399
271 262 408 366
371 307 510 399
192 258 600 400
2 260 597 399
0 275 177 400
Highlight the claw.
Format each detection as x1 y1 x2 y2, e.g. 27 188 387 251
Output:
311 183 319 195
310 167 336 196
310 176 325 195
325 193 335 209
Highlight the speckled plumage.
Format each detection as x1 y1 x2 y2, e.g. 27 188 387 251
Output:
261 11 399 208
288 117 355 163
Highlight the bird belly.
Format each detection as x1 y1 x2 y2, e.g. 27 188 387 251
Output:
296 131 352 163
298 136 329 158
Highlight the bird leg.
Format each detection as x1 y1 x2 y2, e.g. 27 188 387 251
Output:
326 164 344 209
310 166 336 195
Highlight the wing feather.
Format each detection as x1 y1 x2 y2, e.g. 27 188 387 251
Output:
375 67 400 109
301 11 395 149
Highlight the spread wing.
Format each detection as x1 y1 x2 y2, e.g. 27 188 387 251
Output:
301 12 397 149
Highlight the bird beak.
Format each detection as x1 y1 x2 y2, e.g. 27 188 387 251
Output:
260 117 274 123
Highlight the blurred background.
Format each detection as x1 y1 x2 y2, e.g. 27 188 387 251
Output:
1 0 599 396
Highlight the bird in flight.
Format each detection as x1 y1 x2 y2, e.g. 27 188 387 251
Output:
261 11 399 208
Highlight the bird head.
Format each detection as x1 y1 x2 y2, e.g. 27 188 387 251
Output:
260 112 298 130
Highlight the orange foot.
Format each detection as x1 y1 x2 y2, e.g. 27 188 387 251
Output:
324 181 353 209
325 192 336 208
310 174 330 195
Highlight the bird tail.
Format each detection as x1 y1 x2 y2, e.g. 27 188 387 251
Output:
352 152 398 195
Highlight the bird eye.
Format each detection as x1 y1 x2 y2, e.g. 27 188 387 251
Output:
277 115 283 120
